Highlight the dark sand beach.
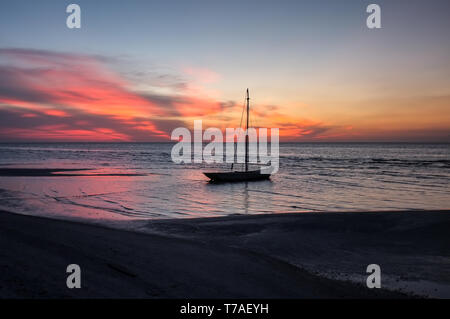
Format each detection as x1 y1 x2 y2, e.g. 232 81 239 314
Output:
1 210 449 298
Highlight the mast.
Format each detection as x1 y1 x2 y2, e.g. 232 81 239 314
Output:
245 88 249 172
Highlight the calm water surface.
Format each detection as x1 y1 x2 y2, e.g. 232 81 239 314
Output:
0 143 448 222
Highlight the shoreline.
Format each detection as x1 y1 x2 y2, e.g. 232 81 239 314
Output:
0 168 146 176
0 209 449 298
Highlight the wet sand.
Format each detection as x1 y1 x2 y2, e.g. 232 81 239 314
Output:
143 210 450 298
0 168 145 176
0 210 449 298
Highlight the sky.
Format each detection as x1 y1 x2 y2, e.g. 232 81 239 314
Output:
0 0 449 142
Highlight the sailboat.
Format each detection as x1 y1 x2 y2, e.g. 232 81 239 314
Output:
203 89 271 182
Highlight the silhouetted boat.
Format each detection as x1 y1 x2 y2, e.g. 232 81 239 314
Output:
204 170 270 182
203 89 271 183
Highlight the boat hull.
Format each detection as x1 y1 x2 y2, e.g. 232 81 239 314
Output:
203 170 271 182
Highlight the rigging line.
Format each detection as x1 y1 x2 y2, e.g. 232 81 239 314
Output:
232 94 247 168
253 109 260 129
237 92 248 169
251 100 260 129
248 100 252 128
239 94 246 130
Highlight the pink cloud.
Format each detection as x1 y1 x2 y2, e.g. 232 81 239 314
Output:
183 66 221 83
0 48 231 141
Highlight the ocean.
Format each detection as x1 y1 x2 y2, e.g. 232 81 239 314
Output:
0 143 448 223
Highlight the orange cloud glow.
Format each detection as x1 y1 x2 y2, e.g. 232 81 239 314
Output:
1 48 448 142
0 49 229 141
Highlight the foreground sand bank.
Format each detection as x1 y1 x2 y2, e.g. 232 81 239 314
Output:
0 210 449 298
143 210 450 298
